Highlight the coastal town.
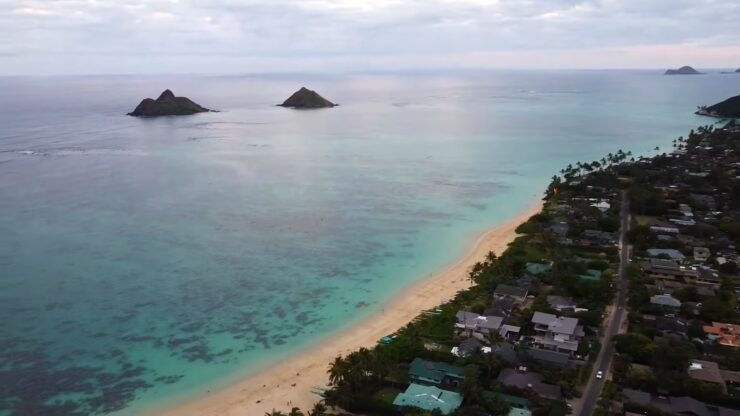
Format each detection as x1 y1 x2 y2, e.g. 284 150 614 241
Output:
267 120 740 416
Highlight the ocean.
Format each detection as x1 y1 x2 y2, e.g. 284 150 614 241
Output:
1 70 738 415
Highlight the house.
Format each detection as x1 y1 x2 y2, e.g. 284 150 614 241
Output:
485 296 515 317
655 316 687 337
495 284 528 302
525 262 552 276
696 267 720 286
548 221 569 237
393 383 463 415
527 347 571 367
500 324 522 340
452 338 487 358
688 360 728 392
497 368 562 400
641 258 697 280
651 225 680 234
650 294 682 308
579 269 602 282
689 193 717 210
622 388 740 416
508 408 533 416
408 358 465 388
592 200 611 212
703 322 740 347
531 312 584 355
648 248 686 262
547 296 578 312
694 247 711 262
489 342 519 364
456 311 503 337
581 230 616 246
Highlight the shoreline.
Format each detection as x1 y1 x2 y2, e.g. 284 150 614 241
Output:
152 200 543 416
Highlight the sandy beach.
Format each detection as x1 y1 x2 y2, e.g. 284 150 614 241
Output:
154 201 543 416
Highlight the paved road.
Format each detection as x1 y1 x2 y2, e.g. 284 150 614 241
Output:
575 190 631 416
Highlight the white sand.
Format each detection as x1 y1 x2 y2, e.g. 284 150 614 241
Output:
154 201 542 415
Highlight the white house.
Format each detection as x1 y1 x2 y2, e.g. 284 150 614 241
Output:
531 312 584 356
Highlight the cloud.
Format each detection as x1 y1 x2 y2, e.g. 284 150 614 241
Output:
0 0 738 74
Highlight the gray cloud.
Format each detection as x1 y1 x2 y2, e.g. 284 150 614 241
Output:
1 0 739 74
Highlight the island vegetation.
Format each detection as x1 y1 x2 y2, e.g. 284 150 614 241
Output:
128 89 210 117
278 87 337 109
696 95 740 119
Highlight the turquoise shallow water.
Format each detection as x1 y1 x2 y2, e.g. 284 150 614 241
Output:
1 71 739 415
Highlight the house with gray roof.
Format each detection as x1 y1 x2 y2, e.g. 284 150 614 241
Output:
547 296 577 312
650 294 682 308
694 247 711 262
527 347 571 367
648 248 686 262
531 312 584 355
622 388 740 416
497 368 561 400
494 284 528 302
455 311 503 338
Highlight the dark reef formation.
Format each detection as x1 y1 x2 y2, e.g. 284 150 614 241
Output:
696 94 740 118
128 90 210 117
278 87 336 109
665 66 702 75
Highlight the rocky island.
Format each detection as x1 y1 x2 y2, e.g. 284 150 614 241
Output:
664 66 702 75
278 87 336 109
128 90 210 117
696 94 740 118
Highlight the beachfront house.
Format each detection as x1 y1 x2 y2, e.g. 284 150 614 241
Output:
494 284 528 302
456 311 503 338
393 383 463 415
531 312 583 356
455 311 520 341
408 358 465 388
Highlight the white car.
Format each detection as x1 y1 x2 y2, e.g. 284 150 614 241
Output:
596 370 604 379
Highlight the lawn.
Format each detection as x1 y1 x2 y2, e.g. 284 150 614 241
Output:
374 387 403 404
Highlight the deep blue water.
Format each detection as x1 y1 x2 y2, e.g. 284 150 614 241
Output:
1 71 738 415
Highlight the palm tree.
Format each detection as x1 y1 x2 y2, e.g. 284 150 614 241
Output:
266 411 287 416
328 355 347 387
288 407 305 416
308 403 328 416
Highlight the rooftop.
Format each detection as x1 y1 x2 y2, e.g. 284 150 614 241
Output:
408 358 465 384
532 311 580 335
393 383 463 415
495 284 528 298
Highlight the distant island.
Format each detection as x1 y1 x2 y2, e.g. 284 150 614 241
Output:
128 90 210 117
278 87 336 109
696 94 740 118
664 66 702 75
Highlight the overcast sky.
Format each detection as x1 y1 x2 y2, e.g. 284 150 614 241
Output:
1 0 739 75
